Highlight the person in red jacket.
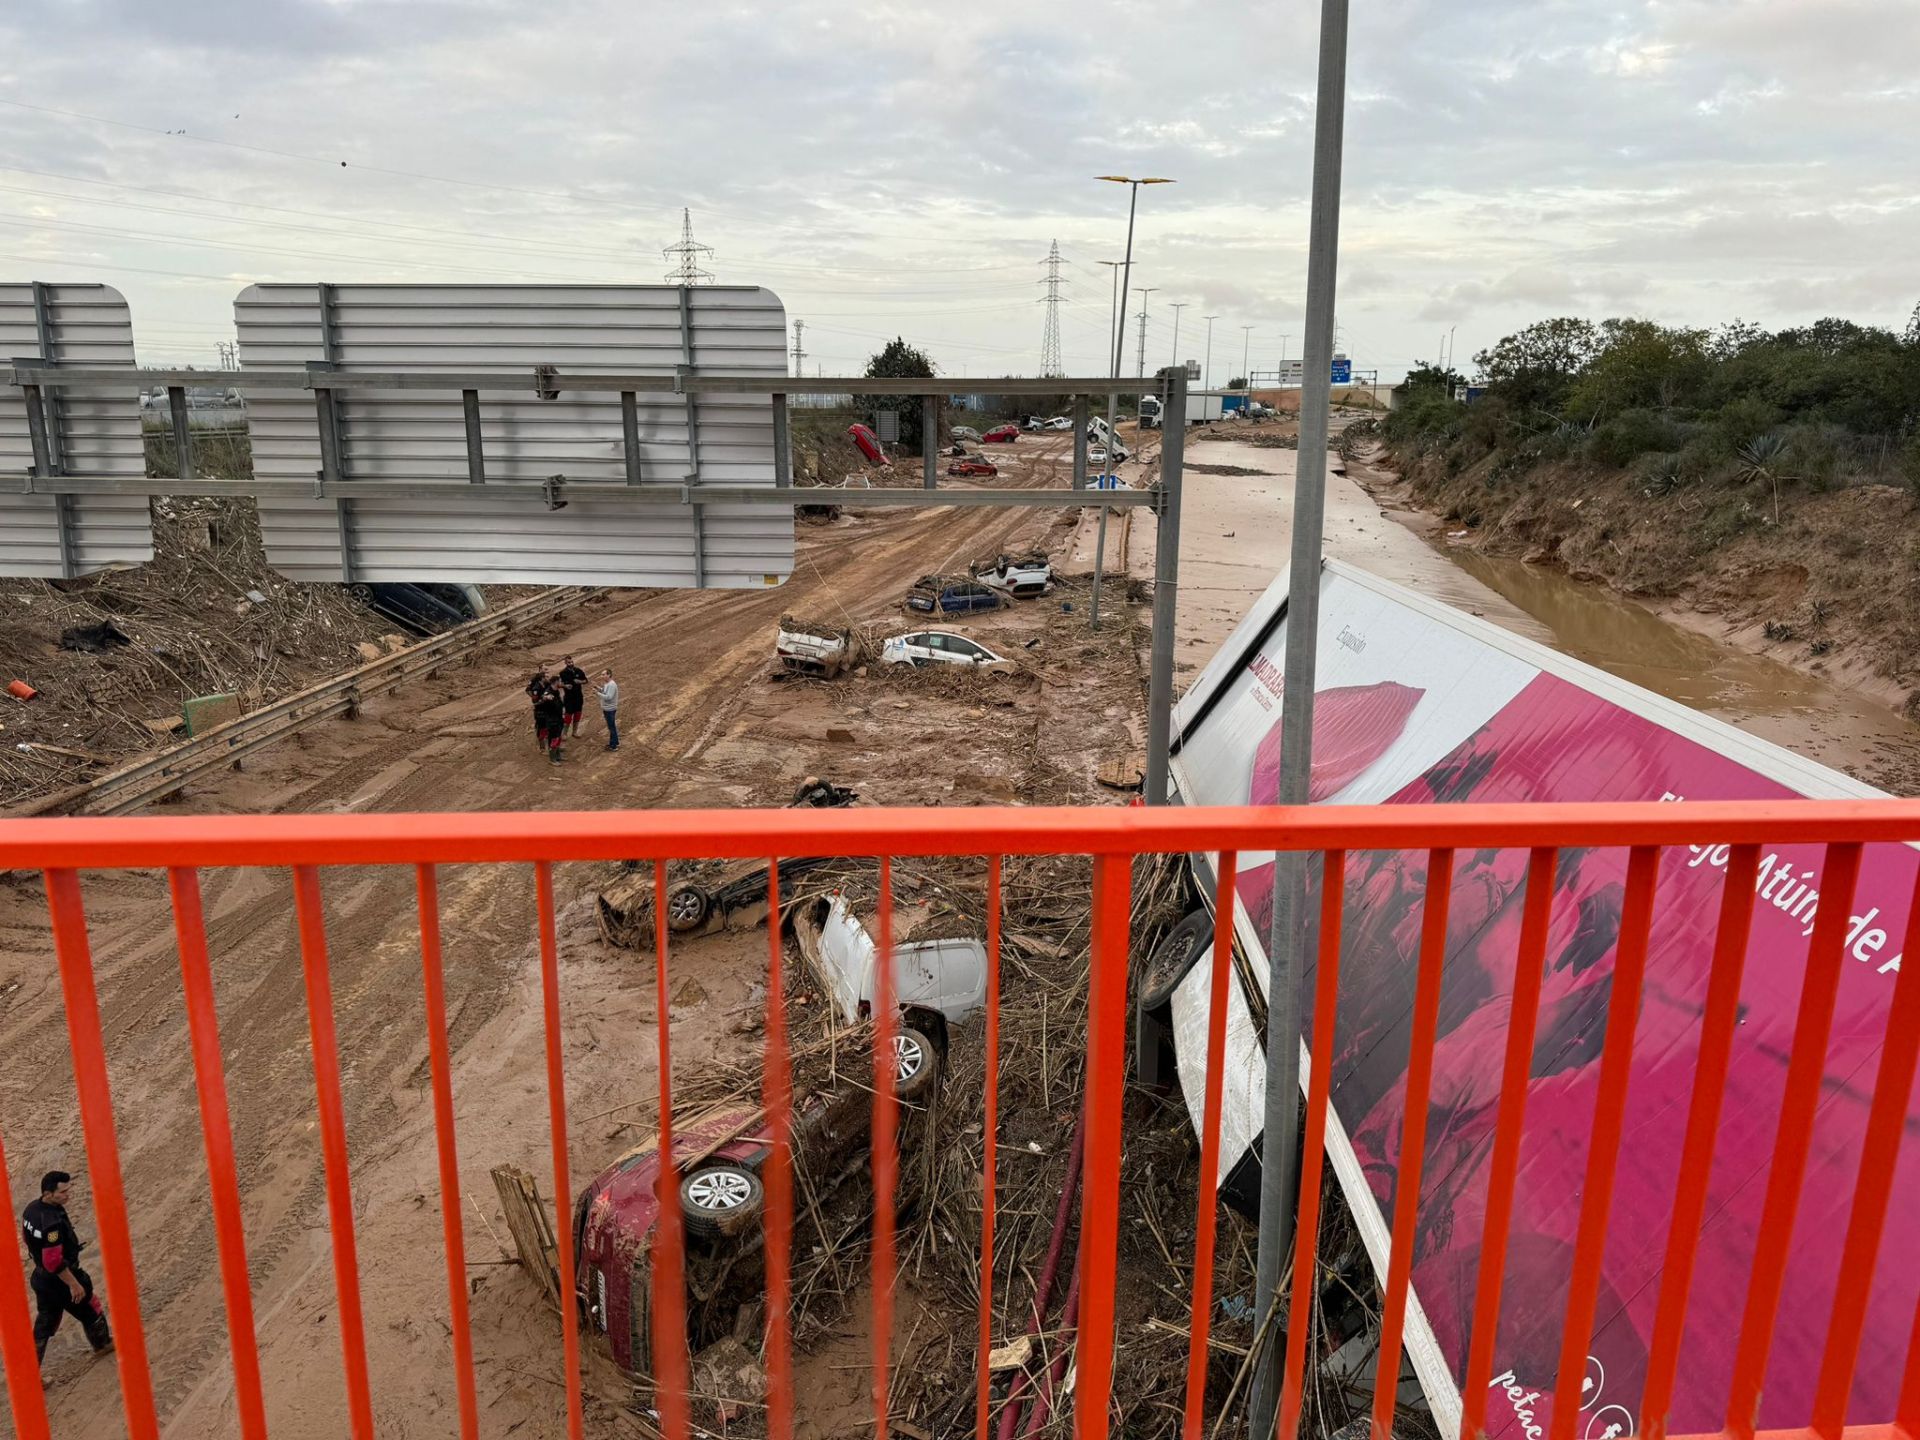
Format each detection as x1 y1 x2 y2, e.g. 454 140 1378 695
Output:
20 1171 113 1367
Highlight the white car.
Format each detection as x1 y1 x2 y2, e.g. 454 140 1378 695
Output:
951 425 982 443
975 554 1054 599
880 630 1013 671
1045 416 1073 431
800 894 987 1027
1025 416 1045 431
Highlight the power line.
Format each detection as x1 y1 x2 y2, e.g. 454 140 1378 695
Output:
662 209 715 285
1037 239 1066 379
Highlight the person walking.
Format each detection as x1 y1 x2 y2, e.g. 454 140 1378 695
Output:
533 682 566 765
597 669 620 751
558 655 588 738
21 1170 113 1371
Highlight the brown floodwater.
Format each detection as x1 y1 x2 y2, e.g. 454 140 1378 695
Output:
1438 545 1920 793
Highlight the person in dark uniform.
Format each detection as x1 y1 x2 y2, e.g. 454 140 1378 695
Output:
533 682 566 765
525 665 554 753
21 1171 112 1367
557 655 588 738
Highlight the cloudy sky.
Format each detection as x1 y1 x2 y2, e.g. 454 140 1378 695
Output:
3 0 1916 381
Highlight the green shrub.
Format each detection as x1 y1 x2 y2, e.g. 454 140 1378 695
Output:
1585 408 1687 467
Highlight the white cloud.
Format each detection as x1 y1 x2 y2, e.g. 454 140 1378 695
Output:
0 0 1912 378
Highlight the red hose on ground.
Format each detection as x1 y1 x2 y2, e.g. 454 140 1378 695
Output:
1021 1266 1083 1435
995 1112 1087 1440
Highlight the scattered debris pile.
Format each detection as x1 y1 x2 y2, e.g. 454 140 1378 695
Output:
0 498 391 808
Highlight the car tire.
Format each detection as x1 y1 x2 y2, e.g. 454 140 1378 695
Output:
348 582 374 605
665 882 711 934
680 1164 764 1239
892 1026 940 1101
1136 909 1216 1016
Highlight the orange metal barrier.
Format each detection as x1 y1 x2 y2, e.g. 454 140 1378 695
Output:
4 800 1920 1440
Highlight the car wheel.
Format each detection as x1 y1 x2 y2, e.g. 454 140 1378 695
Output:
1136 909 1216 1015
665 882 712 933
892 1026 940 1100
348 583 374 605
680 1164 764 1239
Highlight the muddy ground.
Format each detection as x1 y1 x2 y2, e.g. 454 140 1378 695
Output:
0 432 1185 1439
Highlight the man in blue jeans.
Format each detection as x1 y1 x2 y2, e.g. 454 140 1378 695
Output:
597 669 620 751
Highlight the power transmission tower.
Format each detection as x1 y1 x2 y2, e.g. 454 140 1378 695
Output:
662 208 715 285
1036 240 1066 378
1134 287 1157 377
790 318 807 376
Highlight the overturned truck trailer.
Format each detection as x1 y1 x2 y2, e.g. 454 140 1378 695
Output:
1153 558 1918 1440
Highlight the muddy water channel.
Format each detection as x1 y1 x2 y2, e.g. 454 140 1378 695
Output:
1439 544 1920 792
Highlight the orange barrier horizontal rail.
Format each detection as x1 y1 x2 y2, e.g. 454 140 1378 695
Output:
6 798 1920 868
6 799 1920 1440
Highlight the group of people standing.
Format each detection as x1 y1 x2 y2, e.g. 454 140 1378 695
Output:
526 654 619 764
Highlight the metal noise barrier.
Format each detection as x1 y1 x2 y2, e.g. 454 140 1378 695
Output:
3 800 1920 1440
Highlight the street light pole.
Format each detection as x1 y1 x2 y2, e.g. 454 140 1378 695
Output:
1279 332 1293 382
1168 301 1188 368
1248 3 1351 1436
1202 314 1219 391
1240 325 1254 387
1090 175 1173 631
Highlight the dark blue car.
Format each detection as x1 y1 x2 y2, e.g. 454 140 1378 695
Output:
906 579 1002 615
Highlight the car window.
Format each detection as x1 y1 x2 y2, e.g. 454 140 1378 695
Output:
928 634 950 651
952 639 986 659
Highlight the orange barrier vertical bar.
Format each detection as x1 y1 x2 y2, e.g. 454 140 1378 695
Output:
1639 844 1761 1440
652 861 693 1440
167 867 269 1440
1547 846 1661 1440
1279 850 1348 1440
413 865 479 1440
1900 1285 1920 1435
1725 843 1863 1440
1076 851 1132 1440
874 856 901 1439
1371 848 1455 1440
532 860 587 1440
1810 868 1920 1439
0 1119 53 1440
289 864 375 1440
763 857 796 1440
975 855 1005 1440
1457 848 1557 1440
45 869 161 1440
1183 850 1240 1440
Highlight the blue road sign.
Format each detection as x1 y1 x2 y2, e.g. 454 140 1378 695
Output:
1330 358 1353 384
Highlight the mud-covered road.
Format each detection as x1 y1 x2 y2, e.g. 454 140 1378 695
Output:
0 433 1152 1438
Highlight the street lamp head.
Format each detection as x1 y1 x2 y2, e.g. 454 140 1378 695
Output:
1139 177 1176 185
1095 175 1177 185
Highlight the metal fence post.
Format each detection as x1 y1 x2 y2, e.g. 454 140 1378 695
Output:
1250 2 1350 1433
1145 368 1186 805
1072 394 1089 490
462 390 485 484
923 394 938 490
771 392 790 488
168 386 193 481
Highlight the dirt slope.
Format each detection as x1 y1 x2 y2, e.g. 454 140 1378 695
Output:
1 447 1144 1438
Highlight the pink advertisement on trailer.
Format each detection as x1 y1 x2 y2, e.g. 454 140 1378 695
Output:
1167 564 1919 1440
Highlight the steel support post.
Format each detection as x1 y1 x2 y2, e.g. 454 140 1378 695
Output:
1145 368 1186 806
18 376 54 477
167 386 193 480
1072 394 1089 489
462 389 485 484
676 287 705 585
923 394 938 489
1249 3 1350 1434
29 286 64 474
771 393 790 488
621 391 643 486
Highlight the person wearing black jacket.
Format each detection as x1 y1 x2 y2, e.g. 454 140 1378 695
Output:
20 1171 112 1366
533 683 566 764
526 666 554 753
557 656 588 738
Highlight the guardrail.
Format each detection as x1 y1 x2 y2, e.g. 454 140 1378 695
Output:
15 585 608 818
3 800 1918 1440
